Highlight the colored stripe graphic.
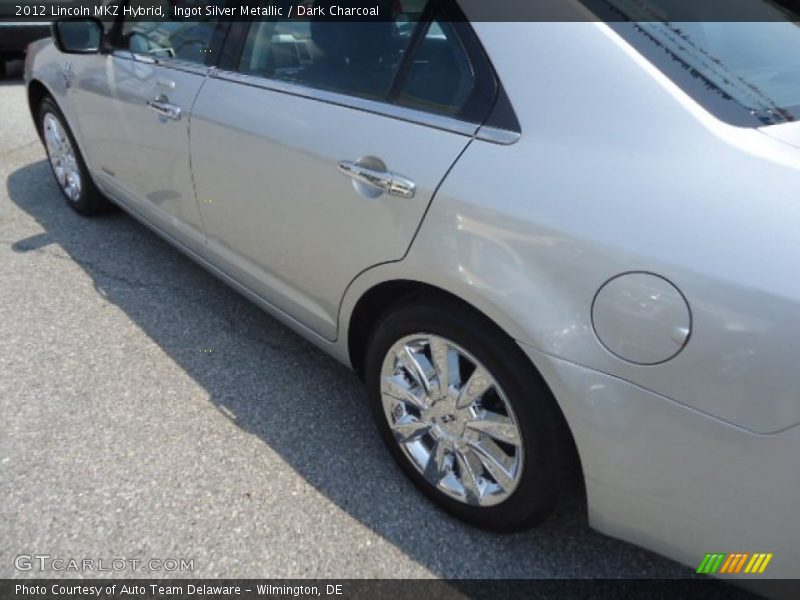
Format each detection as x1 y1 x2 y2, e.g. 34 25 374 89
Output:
697 553 726 574
710 554 726 573
697 554 713 573
734 553 750 573
758 554 774 573
719 554 737 574
748 554 761 573
746 553 775 574
698 552 772 575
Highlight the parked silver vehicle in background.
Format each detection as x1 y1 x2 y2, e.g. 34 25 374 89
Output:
24 0 800 584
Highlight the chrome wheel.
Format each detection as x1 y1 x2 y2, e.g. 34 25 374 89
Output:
380 334 524 507
43 113 81 202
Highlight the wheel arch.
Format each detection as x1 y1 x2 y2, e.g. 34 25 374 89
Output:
346 277 586 501
27 78 52 139
346 278 540 382
347 280 469 380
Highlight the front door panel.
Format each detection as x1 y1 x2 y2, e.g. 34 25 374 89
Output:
71 12 223 250
105 54 207 246
66 53 144 203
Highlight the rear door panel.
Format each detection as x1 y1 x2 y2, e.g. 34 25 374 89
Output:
190 78 473 339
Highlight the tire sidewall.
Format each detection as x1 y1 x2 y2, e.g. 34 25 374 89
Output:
364 300 562 532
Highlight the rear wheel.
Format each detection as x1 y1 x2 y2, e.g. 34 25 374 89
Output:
364 297 573 532
0 59 7 79
39 97 111 216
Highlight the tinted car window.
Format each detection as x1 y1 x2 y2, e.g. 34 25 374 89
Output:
589 0 800 126
394 20 477 117
115 0 220 64
235 1 497 123
238 1 425 101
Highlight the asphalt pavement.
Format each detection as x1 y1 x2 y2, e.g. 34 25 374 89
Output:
0 59 743 588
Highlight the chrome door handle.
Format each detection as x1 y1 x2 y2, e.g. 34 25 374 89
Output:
337 161 416 199
146 96 182 121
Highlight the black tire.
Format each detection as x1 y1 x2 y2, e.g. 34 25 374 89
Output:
364 295 576 532
39 97 111 216
0 59 7 80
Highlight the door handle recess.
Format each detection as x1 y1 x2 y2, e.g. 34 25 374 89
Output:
146 96 182 121
337 161 416 199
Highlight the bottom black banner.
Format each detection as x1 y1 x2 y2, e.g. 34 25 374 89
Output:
3 579 800 600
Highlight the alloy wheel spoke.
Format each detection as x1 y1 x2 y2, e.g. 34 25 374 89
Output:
45 134 58 159
466 411 521 446
469 438 516 491
423 440 448 485
455 448 482 503
397 345 434 395
456 366 493 409
382 374 427 411
390 415 431 444
66 181 80 200
429 338 459 397
46 139 56 158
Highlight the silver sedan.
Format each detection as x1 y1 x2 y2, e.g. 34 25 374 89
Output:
24 0 800 585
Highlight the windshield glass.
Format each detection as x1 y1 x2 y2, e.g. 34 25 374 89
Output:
595 0 800 126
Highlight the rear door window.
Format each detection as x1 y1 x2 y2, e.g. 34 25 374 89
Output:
234 0 498 123
238 2 426 100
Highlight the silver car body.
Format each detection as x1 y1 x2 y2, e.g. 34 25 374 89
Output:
25 0 800 580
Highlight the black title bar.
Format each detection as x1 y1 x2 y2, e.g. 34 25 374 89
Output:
1 0 799 22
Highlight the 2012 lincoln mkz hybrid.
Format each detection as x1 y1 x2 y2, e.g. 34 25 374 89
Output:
24 0 800 583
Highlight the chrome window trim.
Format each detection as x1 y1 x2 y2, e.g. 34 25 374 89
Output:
111 50 155 64
475 125 521 145
110 50 211 76
208 68 481 139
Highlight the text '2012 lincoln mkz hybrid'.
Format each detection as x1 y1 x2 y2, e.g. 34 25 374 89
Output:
24 0 800 584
